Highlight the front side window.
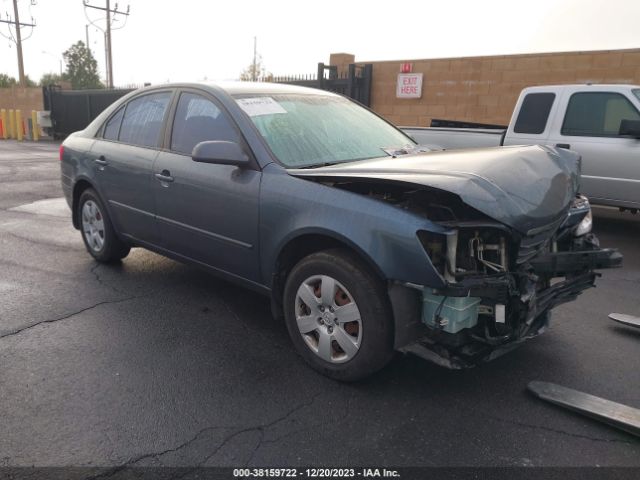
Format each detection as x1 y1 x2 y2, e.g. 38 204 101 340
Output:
562 92 640 137
233 93 414 168
513 93 555 134
118 92 172 147
103 106 124 141
170 92 240 154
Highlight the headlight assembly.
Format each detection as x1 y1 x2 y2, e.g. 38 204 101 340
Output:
572 195 593 236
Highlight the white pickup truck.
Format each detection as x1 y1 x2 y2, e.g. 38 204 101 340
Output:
402 84 640 212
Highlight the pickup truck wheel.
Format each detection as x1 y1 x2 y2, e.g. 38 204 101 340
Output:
79 189 130 263
283 249 394 381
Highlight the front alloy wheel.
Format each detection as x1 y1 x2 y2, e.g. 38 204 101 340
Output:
283 249 394 381
295 275 362 363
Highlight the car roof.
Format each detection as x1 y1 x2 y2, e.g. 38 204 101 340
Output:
213 81 339 96
142 81 339 97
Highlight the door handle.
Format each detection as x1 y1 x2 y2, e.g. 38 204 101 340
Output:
556 143 571 149
155 170 174 183
94 156 108 166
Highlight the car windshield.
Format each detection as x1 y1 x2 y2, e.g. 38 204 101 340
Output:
233 93 414 168
634 89 640 103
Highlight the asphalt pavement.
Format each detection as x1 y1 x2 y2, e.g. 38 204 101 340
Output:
1 140 639 469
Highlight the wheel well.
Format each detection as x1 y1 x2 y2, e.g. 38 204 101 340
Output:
270 233 387 317
71 179 93 229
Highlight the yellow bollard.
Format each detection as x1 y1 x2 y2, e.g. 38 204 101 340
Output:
8 109 15 139
16 110 23 141
1 109 7 139
31 110 39 141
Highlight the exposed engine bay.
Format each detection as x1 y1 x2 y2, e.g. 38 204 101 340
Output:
307 178 622 368
288 145 622 369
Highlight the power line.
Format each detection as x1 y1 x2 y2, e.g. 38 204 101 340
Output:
0 0 37 87
82 0 130 88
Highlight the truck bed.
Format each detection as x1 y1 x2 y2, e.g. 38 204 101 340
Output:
401 126 506 150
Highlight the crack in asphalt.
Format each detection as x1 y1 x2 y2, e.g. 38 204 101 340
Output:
0 295 146 340
195 391 325 467
249 392 355 463
84 391 326 479
83 425 230 479
90 263 128 296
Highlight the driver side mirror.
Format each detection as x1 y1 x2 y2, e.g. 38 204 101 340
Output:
192 141 250 167
619 119 640 139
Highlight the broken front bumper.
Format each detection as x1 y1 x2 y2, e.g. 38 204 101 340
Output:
397 247 622 369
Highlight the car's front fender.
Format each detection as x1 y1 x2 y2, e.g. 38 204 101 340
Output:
259 164 448 289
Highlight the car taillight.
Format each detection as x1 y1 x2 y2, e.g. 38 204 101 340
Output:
59 145 64 162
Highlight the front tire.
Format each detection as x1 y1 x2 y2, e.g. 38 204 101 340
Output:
283 249 394 381
78 188 130 263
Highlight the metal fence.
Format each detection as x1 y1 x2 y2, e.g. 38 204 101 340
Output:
263 62 373 107
42 63 374 139
42 85 134 139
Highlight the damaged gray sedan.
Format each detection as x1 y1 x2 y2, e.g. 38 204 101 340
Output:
60 82 622 381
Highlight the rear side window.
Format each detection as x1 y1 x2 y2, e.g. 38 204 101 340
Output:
118 92 172 147
103 106 124 140
562 92 640 137
513 93 555 134
170 92 240 154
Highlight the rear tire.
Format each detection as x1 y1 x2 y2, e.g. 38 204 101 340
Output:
283 249 394 381
78 188 130 263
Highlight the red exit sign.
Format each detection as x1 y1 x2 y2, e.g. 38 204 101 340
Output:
400 63 413 73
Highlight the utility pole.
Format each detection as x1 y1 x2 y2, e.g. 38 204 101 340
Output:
0 0 37 87
83 1 130 88
105 0 113 88
103 31 109 88
12 0 25 86
252 36 257 81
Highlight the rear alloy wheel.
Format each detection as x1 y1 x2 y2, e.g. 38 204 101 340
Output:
81 200 105 253
78 188 130 263
283 249 394 381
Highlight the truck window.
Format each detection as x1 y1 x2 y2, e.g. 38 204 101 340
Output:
513 93 555 134
562 92 640 137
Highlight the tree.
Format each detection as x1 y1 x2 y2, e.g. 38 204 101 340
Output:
24 75 37 87
0 74 17 87
239 55 272 82
39 72 65 86
0 73 37 87
63 41 103 89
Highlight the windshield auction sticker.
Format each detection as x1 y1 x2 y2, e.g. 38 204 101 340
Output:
237 97 287 117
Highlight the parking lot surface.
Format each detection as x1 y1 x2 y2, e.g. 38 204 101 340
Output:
1 141 639 468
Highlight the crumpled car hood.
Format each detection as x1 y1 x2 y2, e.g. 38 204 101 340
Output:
288 145 581 235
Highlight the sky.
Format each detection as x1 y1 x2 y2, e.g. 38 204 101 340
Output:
0 0 638 86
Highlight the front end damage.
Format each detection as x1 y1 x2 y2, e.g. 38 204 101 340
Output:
401 196 621 368
289 145 622 368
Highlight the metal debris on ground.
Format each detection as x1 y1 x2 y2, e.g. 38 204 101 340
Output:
608 313 640 329
528 381 640 438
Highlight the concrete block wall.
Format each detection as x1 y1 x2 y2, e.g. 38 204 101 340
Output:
0 87 43 113
332 49 640 126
